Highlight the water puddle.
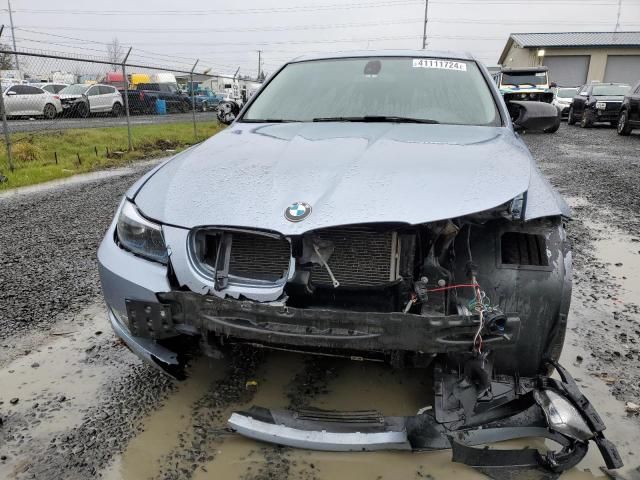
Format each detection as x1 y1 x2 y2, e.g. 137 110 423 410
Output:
102 358 227 480
97 321 638 479
587 222 640 306
0 304 116 435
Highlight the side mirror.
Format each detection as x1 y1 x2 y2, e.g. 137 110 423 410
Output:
509 100 560 132
216 100 240 125
6 90 17 96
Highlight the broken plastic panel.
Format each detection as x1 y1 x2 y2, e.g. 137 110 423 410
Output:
227 360 622 478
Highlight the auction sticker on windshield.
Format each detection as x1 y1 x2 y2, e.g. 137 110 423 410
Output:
412 59 467 71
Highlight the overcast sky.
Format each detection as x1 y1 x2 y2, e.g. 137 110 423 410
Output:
3 0 640 77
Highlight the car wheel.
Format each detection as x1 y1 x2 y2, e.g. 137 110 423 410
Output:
580 111 593 128
42 103 57 120
544 122 560 133
617 110 632 136
567 106 576 125
201 102 208 112
111 102 123 117
76 102 90 118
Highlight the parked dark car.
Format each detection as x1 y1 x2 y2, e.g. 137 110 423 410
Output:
568 82 630 128
617 80 640 135
191 88 223 112
124 83 191 114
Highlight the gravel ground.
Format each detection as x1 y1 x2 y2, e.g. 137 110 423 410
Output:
524 125 640 406
1 124 639 480
0 165 153 343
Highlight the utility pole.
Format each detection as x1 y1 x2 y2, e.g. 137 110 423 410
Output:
121 47 133 152
7 0 19 70
421 0 429 49
614 0 622 32
257 50 262 80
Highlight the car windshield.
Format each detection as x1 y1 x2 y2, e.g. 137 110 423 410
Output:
242 57 500 126
501 71 548 86
60 84 89 95
592 84 630 96
556 88 578 98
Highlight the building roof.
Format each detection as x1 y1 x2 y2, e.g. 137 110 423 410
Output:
498 31 640 64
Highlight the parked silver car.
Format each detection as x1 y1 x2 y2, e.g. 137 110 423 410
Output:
27 82 69 94
98 51 621 473
552 86 579 119
2 84 63 119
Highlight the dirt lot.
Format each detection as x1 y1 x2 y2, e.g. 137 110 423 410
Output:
1 125 639 480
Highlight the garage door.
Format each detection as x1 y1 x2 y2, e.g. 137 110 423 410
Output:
543 56 590 87
604 55 640 84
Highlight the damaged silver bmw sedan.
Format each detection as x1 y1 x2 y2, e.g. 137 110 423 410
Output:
98 51 622 476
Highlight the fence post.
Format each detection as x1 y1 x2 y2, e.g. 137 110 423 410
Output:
121 47 133 152
0 85 14 172
190 59 199 141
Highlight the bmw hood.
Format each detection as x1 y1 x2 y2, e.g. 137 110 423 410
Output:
133 122 537 234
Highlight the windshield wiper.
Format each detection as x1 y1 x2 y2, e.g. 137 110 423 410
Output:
312 116 439 124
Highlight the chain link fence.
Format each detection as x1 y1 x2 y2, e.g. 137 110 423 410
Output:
0 48 261 185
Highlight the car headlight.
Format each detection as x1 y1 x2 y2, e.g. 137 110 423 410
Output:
116 200 168 264
595 102 606 110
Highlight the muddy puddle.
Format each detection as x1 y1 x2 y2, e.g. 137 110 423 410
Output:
586 220 640 306
103 331 640 480
0 305 116 436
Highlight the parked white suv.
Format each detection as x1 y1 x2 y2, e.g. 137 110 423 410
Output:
2 84 63 119
59 83 124 117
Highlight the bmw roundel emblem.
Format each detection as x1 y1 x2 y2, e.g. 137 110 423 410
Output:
284 202 311 222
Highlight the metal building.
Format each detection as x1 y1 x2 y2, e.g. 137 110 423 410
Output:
498 32 640 86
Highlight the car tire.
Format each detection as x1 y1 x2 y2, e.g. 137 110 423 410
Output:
76 102 90 118
42 103 57 120
580 111 593 128
617 110 632 136
567 106 576 125
111 102 123 117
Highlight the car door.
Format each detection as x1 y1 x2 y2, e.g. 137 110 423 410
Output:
86 85 102 112
20 85 48 115
3 85 22 116
629 82 640 123
99 85 115 110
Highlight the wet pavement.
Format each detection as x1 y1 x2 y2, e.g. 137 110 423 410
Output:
1 124 639 479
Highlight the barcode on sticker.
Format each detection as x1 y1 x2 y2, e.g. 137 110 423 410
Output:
412 59 467 71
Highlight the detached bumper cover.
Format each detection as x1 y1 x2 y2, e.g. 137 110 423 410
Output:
227 361 622 477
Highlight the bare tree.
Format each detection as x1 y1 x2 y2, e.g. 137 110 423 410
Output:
0 43 14 70
107 37 123 71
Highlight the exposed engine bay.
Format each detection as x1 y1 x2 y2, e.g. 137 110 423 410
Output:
148 199 569 377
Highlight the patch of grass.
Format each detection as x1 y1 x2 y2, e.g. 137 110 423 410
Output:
0 121 224 190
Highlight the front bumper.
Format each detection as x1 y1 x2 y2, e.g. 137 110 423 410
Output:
160 291 520 355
